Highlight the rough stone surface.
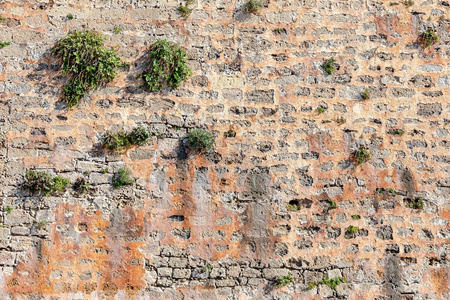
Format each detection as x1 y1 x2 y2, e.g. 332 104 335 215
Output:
0 0 449 299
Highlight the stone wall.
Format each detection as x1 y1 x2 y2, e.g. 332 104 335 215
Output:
0 0 449 299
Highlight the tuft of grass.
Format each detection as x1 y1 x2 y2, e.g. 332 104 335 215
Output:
245 0 264 13
24 170 70 197
186 128 215 153
360 89 370 100
317 106 327 114
113 26 122 34
275 273 294 287
178 0 193 18
224 130 236 138
335 116 346 125
346 225 359 235
34 220 49 230
351 214 361 220
408 198 424 210
112 167 134 188
322 57 337 74
420 29 439 48
353 145 372 165
388 129 405 135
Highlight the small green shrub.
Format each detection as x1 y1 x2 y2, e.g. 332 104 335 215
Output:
317 106 327 114
112 167 134 188
0 41 11 49
351 214 361 220
140 39 192 92
25 170 70 196
245 0 264 13
178 0 193 18
335 117 346 125
308 276 346 290
322 57 337 74
102 126 149 153
360 89 370 100
186 128 215 153
421 29 439 48
328 200 337 210
51 30 126 108
5 207 13 214
275 273 294 287
34 220 48 229
74 177 90 194
353 145 372 165
346 225 359 234
409 198 424 210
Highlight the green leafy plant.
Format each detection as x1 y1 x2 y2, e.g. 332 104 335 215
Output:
308 276 346 290
5 207 13 214
0 15 6 23
245 0 264 13
351 214 361 220
317 106 327 114
74 177 90 194
360 89 370 100
113 26 122 34
34 221 48 230
67 13 74 20
322 57 337 74
328 200 337 210
25 170 70 196
0 41 11 49
112 167 134 188
275 273 294 287
346 225 359 235
178 0 193 18
224 130 236 138
102 126 149 153
408 198 424 210
420 29 439 48
140 39 192 92
335 117 346 125
51 30 126 109
186 128 215 153
353 145 372 165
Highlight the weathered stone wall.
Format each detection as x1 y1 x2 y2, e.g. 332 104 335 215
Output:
0 0 449 299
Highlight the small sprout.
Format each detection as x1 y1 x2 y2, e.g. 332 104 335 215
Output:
351 214 361 220
408 198 424 210
287 200 301 211
353 145 372 165
322 57 337 75
328 200 337 210
420 29 439 48
67 13 74 20
0 41 11 49
6 206 13 214
335 116 346 125
186 128 215 153
275 273 294 288
74 177 90 194
34 220 48 230
113 26 122 34
317 106 327 114
360 89 370 100
224 130 236 138
322 120 331 124
403 0 413 6
346 225 359 235
178 0 193 18
112 167 134 188
245 0 264 13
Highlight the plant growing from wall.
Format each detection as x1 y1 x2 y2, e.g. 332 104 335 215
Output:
0 15 5 23
308 276 346 290
0 41 11 49
335 116 346 125
178 0 193 18
408 198 424 210
186 128 215 153
24 170 70 196
112 167 134 188
74 177 90 194
420 29 439 48
275 273 294 287
140 39 192 92
353 145 372 165
245 0 264 13
317 105 327 114
51 30 126 109
404 0 413 6
287 200 301 211
360 89 370 100
322 57 337 74
102 126 149 153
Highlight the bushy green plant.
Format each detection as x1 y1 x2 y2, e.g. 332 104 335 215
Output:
25 170 70 196
186 128 215 153
421 29 439 48
112 167 134 188
346 225 359 234
51 30 126 108
178 0 193 18
245 0 264 13
140 39 192 92
353 145 372 165
74 177 90 194
409 198 424 210
102 126 149 153
275 273 294 287
6 207 13 214
322 57 337 74
308 276 346 290
361 89 370 100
